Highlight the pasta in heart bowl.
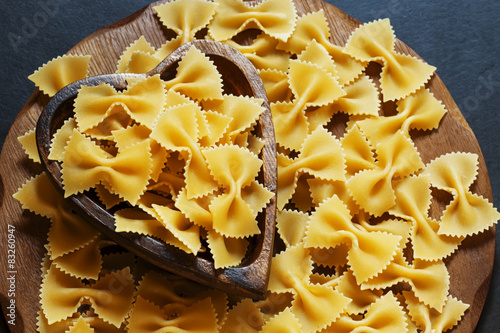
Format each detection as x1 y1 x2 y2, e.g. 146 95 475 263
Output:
33 39 278 300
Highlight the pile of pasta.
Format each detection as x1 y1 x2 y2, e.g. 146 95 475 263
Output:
14 0 499 332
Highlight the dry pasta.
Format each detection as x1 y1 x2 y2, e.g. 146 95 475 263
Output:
12 0 500 332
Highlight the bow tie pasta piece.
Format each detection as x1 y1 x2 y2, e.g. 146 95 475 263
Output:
66 317 94 332
203 145 273 238
362 251 450 312
51 236 103 280
220 298 265 332
277 10 365 86
13 173 100 259
37 311 122 333
259 69 292 103
277 127 346 210
116 36 159 74
357 88 447 145
261 308 302 333
209 0 297 42
322 291 407 333
136 270 229 327
276 209 309 248
307 75 380 132
225 33 290 72
390 174 464 261
164 45 223 101
305 195 401 284
272 59 346 151
206 228 250 269
423 152 500 237
127 296 219 332
346 131 424 217
403 290 469 333
151 102 218 199
17 128 41 163
112 124 169 183
202 94 266 145
40 263 135 327
28 54 91 97
114 207 202 255
154 0 219 44
334 270 383 315
344 18 436 101
61 130 153 205
47 117 77 162
73 75 166 132
340 125 377 178
268 245 350 333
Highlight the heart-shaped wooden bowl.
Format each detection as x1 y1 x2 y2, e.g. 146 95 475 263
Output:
35 39 277 300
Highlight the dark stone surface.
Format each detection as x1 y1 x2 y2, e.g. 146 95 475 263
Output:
0 1 498 332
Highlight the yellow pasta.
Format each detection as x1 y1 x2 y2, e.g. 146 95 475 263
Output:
62 129 153 205
115 35 158 74
277 10 365 86
344 18 436 101
362 251 450 312
202 94 266 145
28 54 91 97
357 87 447 145
334 269 383 315
346 131 424 216
423 152 500 237
203 145 272 238
258 69 292 103
321 292 407 333
209 0 297 42
261 308 302 332
225 33 290 72
151 102 218 199
403 290 469 333
206 229 250 269
13 173 100 260
73 74 166 131
16 0 496 331
272 59 345 150
18 128 41 163
390 174 464 261
163 45 223 101
219 298 265 333
276 209 309 248
128 296 219 332
154 0 219 44
305 195 401 284
40 263 135 327
268 245 350 333
48 117 77 162
277 127 346 210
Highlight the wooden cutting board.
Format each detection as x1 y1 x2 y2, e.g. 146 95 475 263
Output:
0 0 495 332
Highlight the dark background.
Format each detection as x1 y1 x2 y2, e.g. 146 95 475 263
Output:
0 0 498 331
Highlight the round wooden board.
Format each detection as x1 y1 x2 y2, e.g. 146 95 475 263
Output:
0 0 495 332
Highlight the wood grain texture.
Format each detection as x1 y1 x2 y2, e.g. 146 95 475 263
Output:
0 0 494 332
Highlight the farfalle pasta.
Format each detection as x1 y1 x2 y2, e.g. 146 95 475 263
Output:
209 0 297 42
272 58 345 150
423 152 500 237
305 195 401 284
28 54 91 97
277 10 365 86
12 0 500 332
343 18 436 101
